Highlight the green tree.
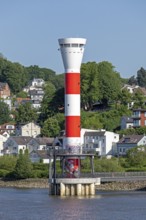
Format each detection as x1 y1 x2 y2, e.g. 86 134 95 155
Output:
128 75 137 85
41 117 60 137
81 111 103 129
118 89 132 107
81 62 100 110
26 65 56 82
0 60 28 94
0 155 17 171
14 149 32 179
126 146 146 167
0 101 11 124
15 102 38 124
132 90 146 109
98 61 122 106
137 67 146 87
16 91 28 98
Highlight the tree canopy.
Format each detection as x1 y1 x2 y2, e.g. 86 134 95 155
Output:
0 101 11 124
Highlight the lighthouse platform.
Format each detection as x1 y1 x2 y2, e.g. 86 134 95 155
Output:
48 149 101 196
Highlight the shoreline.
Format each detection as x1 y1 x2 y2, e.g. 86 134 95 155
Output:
0 179 146 191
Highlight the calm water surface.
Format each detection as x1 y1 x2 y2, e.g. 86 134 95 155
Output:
0 188 146 220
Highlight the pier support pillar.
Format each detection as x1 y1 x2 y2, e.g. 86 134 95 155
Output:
77 184 82 196
60 183 65 196
85 184 89 195
71 184 76 196
65 185 70 196
90 183 95 195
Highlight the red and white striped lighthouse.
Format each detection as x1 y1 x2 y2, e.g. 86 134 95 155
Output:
58 38 86 177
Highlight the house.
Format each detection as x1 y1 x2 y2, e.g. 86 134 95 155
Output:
29 89 44 109
31 78 45 88
0 123 16 135
120 116 133 130
23 78 45 92
121 84 139 94
61 128 98 151
3 136 32 155
29 150 50 163
117 134 146 156
3 136 60 156
83 130 119 156
0 82 11 99
28 137 55 152
14 98 31 109
29 89 44 101
16 122 41 137
0 132 10 156
132 109 146 127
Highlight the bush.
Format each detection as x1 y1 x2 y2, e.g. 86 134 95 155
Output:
0 155 17 171
33 163 48 171
0 169 10 177
31 170 48 178
125 167 146 172
94 157 124 172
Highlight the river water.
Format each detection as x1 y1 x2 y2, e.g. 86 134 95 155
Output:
0 188 146 220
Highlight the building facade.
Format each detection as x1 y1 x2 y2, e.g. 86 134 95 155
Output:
117 134 146 156
84 130 119 156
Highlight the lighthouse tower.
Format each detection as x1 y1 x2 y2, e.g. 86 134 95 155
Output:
58 38 86 177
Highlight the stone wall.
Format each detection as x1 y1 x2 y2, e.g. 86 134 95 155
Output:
0 179 146 191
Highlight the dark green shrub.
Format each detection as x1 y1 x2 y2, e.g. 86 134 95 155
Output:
0 169 9 177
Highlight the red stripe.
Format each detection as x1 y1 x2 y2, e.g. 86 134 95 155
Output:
65 73 80 94
66 116 80 137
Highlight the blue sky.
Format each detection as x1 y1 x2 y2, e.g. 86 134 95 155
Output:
0 0 146 78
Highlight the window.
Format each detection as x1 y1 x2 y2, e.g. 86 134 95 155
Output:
64 44 70 47
71 43 78 47
93 144 98 148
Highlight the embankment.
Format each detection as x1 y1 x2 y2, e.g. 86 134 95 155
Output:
0 179 146 191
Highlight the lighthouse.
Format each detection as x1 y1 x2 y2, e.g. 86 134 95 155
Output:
58 38 86 177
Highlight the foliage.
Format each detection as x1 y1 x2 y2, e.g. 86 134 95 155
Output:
14 149 33 179
0 101 11 124
51 73 64 90
0 169 10 177
98 61 122 106
81 62 100 110
81 111 103 129
16 91 28 98
99 106 131 131
118 126 146 137
15 102 38 124
81 61 122 110
0 58 28 94
41 117 60 137
0 155 17 171
132 90 146 109
137 67 146 87
126 146 146 167
26 65 56 82
81 157 124 172
128 75 137 85
94 157 124 172
117 90 132 106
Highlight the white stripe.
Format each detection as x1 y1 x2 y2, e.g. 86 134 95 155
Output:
65 69 80 73
63 137 81 147
65 94 80 116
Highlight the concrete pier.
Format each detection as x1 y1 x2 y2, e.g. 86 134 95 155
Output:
49 178 100 196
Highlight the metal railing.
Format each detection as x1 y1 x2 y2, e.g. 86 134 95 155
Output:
55 172 146 182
